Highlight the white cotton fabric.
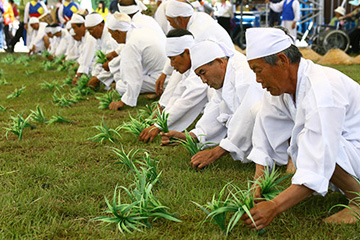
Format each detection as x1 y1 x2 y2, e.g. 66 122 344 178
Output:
190 52 265 161
117 0 147 15
29 17 39 24
159 69 209 131
77 32 97 74
246 27 293 61
154 0 171 34
114 27 167 106
70 14 85 24
53 26 62 33
45 26 52 34
29 22 48 52
131 11 164 36
166 0 194 17
166 35 194 57
69 28 75 36
85 13 103 27
107 13 132 32
190 40 234 70
66 21 72 30
248 58 360 196
55 29 71 57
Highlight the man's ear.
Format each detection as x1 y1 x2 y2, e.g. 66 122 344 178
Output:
277 52 289 66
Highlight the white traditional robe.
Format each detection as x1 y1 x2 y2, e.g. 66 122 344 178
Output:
115 27 167 107
191 52 264 161
24 1 48 47
65 36 82 61
77 31 97 75
249 58 360 196
91 28 119 88
55 29 71 57
158 69 209 132
29 22 47 53
131 11 164 36
154 1 171 34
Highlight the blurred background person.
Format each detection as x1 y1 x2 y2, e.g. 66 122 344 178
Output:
57 0 80 25
96 1 108 20
214 0 233 35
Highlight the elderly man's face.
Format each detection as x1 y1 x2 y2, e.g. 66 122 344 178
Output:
248 56 290 96
169 49 191 74
31 23 39 30
108 28 127 44
87 23 104 39
71 23 86 38
195 58 227 89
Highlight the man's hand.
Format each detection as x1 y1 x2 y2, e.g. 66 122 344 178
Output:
87 76 100 89
139 125 160 143
190 146 227 169
109 100 125 110
241 200 278 230
102 61 110 71
292 22 296 29
106 51 118 61
160 130 186 146
155 73 166 96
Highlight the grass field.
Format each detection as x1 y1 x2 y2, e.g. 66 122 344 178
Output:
0 53 359 240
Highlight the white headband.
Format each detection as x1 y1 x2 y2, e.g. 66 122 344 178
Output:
246 28 293 61
117 0 147 15
70 28 76 36
190 40 234 70
107 12 132 32
29 17 39 24
166 35 194 57
70 14 85 24
45 26 52 34
52 26 62 34
65 21 72 30
166 0 194 18
85 13 104 27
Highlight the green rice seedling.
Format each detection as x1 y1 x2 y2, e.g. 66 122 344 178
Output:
96 91 122 110
41 50 51 58
87 118 121 144
63 76 73 85
25 70 35 76
57 65 67 72
94 186 147 234
52 92 74 107
4 113 35 140
175 131 214 156
1 55 15 64
0 69 5 77
155 109 169 133
72 74 94 96
0 105 7 111
329 178 360 221
43 61 56 70
53 55 65 65
253 167 292 201
138 102 159 119
68 92 85 102
192 183 231 231
15 55 31 64
139 152 161 184
111 147 144 171
64 60 76 68
30 105 47 123
0 78 11 85
7 86 26 99
95 50 107 64
48 113 73 124
120 114 151 137
39 81 62 91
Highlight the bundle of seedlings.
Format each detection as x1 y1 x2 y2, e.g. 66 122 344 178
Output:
52 92 75 107
96 91 122 110
4 113 35 140
72 74 94 96
43 61 56 71
25 70 35 76
0 78 11 85
39 81 62 91
318 48 354 65
41 50 52 58
7 86 26 99
175 131 214 156
47 113 73 124
138 102 159 119
30 105 47 123
15 55 31 64
120 114 152 137
0 105 7 111
111 147 145 171
1 55 15 64
88 118 121 144
138 152 161 184
155 109 169 133
95 50 108 64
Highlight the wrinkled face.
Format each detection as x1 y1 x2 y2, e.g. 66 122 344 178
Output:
248 57 290 96
71 23 86 38
86 23 104 39
30 23 39 30
194 59 226 89
169 49 191 74
108 28 127 44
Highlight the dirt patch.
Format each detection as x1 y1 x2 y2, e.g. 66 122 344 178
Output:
299 48 322 62
318 49 354 65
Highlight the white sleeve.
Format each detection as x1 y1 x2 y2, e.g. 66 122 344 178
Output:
24 3 30 23
269 0 284 13
55 35 69 57
219 85 263 162
77 34 97 74
58 5 66 24
30 26 46 50
162 59 174 76
293 0 301 22
119 43 144 107
247 94 293 168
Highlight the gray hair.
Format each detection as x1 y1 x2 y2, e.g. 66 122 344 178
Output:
262 44 302 65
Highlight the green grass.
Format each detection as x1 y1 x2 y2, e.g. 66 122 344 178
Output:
0 53 359 239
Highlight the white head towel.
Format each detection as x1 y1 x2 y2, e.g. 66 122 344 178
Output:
166 0 194 18
166 35 194 57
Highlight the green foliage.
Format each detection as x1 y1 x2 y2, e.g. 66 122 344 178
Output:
52 92 75 107
112 147 144 171
30 105 47 123
14 55 31 64
0 104 7 111
120 114 151 137
63 76 73 85
155 109 169 133
138 152 160 184
41 50 52 58
43 61 56 70
0 78 11 85
4 113 35 140
95 50 107 64
72 74 94 96
1 55 15 64
7 86 26 99
47 113 73 124
176 131 213 156
39 81 62 91
68 92 85 102
88 118 121 144
25 70 35 76
96 91 121 110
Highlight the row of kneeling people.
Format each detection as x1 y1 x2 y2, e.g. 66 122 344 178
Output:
26 0 360 229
